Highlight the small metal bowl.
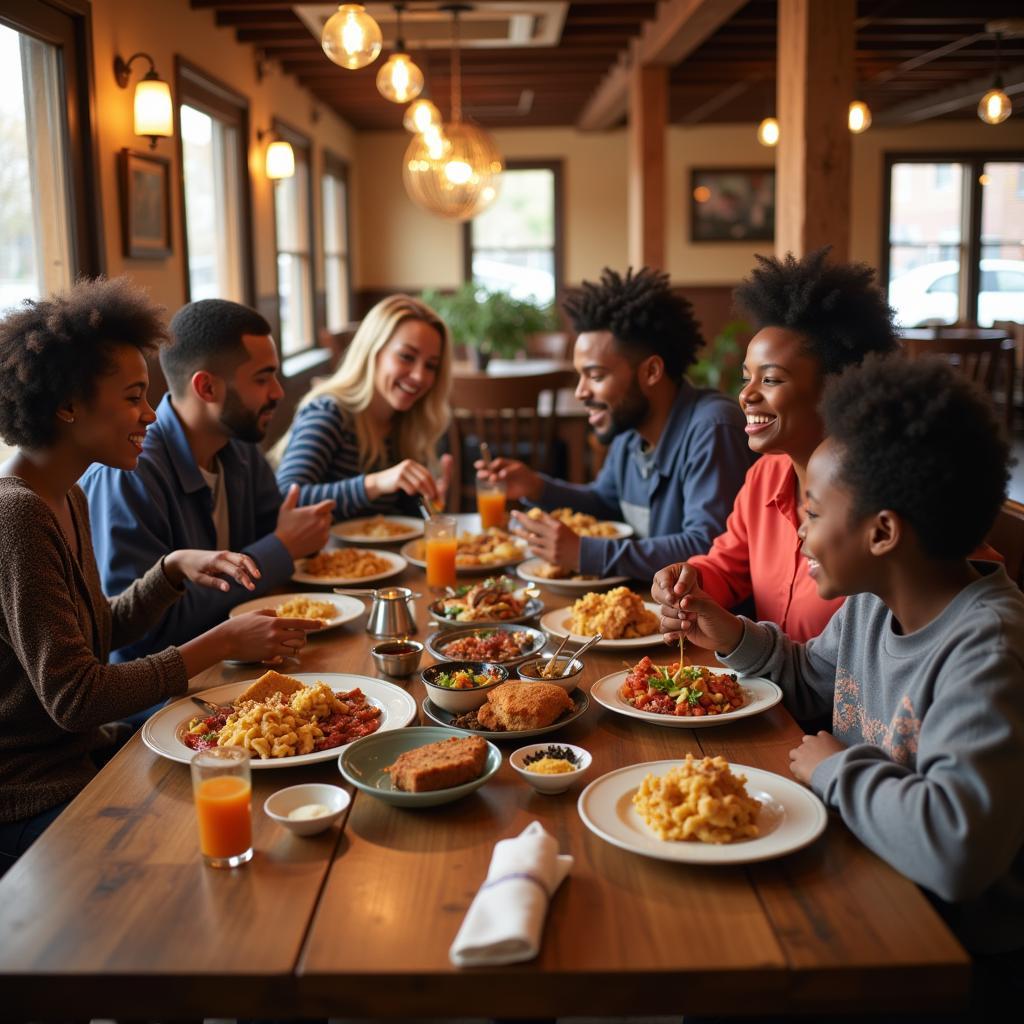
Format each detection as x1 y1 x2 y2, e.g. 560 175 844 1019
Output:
371 639 424 678
516 656 584 692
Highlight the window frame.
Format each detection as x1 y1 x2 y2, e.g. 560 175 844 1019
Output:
0 0 103 278
320 148 353 332
462 159 565 302
174 57 255 306
881 150 1024 327
271 117 316 355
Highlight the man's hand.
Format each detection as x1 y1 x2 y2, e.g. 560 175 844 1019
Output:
651 562 701 640
789 731 844 785
163 549 261 592
473 457 542 503
510 510 581 571
274 484 334 559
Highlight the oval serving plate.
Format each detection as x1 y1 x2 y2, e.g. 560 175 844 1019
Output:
425 623 548 666
428 595 544 630
421 688 589 741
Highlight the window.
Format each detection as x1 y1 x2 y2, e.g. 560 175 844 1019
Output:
464 161 563 305
272 122 314 356
176 61 252 304
884 154 1024 328
0 1 100 315
321 151 351 331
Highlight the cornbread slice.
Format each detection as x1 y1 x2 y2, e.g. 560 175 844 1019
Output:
386 736 488 793
235 669 305 705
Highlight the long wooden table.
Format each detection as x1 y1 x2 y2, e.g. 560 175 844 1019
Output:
0 565 969 1019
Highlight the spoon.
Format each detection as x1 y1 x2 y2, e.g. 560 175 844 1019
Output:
333 588 381 598
562 633 603 674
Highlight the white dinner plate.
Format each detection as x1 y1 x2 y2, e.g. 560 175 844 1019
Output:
514 514 634 541
590 670 783 729
578 760 828 865
228 593 365 634
428 594 544 629
401 535 528 575
517 557 629 593
292 548 407 586
330 515 424 545
539 602 663 649
421 689 590 741
141 673 417 769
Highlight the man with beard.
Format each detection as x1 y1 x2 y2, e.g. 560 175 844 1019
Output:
475 267 752 580
82 299 334 662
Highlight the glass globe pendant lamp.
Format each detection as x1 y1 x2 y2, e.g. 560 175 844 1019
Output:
978 32 1013 126
757 116 779 147
403 97 443 134
377 4 424 104
322 3 383 70
848 100 872 133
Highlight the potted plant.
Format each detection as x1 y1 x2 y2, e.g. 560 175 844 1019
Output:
422 284 558 369
689 319 750 396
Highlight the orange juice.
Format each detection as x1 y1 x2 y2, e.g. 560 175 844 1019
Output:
477 489 507 529
425 537 458 589
195 775 252 860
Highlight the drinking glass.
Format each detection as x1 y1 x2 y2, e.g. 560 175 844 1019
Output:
476 478 507 530
191 746 253 869
424 514 458 590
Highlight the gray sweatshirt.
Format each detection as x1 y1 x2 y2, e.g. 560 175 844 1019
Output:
721 562 1024 955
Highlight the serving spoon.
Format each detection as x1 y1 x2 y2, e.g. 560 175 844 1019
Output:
562 633 603 674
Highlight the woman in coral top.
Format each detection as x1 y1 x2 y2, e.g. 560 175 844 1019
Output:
653 248 899 643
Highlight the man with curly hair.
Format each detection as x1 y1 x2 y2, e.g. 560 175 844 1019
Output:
476 267 753 580
81 299 334 663
669 355 1024 996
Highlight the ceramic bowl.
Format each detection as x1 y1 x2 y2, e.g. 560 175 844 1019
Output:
515 655 584 692
509 742 592 795
371 639 424 678
263 783 350 836
420 661 509 713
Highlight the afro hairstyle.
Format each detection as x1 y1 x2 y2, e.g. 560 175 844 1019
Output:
160 299 271 396
821 353 1010 561
562 266 703 383
734 247 898 376
0 276 166 449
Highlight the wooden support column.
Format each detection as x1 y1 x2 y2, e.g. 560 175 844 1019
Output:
628 64 667 271
776 0 854 260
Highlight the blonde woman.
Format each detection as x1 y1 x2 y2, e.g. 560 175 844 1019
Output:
274 295 453 519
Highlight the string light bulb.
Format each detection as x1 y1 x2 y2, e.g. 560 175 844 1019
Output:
377 4 424 104
978 32 1013 125
757 116 779 147
321 3 383 70
403 97 442 134
848 100 872 133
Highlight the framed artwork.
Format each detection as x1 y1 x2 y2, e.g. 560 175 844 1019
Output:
690 168 775 243
119 149 172 259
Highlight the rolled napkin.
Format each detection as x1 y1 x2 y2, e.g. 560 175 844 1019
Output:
449 820 573 967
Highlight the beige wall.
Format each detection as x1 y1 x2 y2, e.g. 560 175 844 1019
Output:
91 0 356 313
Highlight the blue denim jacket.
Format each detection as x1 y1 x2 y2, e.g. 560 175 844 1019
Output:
80 394 292 660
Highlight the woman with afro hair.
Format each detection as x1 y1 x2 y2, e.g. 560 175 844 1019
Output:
653 247 901 643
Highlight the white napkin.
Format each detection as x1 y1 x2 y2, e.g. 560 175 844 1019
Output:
449 821 573 967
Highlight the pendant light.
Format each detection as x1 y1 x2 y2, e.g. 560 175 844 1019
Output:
848 100 872 133
402 4 503 221
978 33 1012 125
757 116 779 147
403 97 443 134
322 3 383 70
377 4 424 104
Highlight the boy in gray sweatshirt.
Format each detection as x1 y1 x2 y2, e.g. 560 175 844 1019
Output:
657 355 1024 966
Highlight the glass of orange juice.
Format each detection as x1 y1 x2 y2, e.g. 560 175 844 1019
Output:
476 479 507 530
424 514 458 591
191 746 253 869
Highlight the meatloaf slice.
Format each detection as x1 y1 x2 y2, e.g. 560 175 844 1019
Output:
386 736 488 793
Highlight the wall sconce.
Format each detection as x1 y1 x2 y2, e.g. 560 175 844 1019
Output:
257 129 295 180
114 52 173 149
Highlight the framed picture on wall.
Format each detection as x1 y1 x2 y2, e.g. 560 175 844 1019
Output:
690 168 775 243
119 149 172 259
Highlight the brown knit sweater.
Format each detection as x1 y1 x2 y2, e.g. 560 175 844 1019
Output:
0 477 188 822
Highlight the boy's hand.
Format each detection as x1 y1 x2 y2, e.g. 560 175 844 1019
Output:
789 731 844 785
671 589 743 653
652 561 701 639
472 457 542 502
274 484 334 559
510 510 581 570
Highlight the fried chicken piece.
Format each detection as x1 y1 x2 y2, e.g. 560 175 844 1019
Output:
476 682 573 731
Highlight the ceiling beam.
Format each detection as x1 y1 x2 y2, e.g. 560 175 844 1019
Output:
874 63 1024 123
577 0 747 131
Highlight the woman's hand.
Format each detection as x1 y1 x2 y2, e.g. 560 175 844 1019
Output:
651 562 701 640
163 549 261 592
366 459 441 504
670 588 744 654
214 609 321 664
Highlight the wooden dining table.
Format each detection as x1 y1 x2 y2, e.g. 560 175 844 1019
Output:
0 554 969 1020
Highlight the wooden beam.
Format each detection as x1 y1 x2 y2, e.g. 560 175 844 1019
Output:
628 65 667 271
776 0 855 261
874 63 1024 123
577 0 746 131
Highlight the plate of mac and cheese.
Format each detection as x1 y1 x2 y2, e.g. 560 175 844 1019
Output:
577 758 827 865
141 671 417 768
227 593 365 634
539 588 662 648
330 515 424 545
292 547 407 586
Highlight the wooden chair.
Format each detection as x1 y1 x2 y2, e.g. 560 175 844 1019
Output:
317 321 360 370
987 499 1024 591
525 330 573 360
447 369 577 512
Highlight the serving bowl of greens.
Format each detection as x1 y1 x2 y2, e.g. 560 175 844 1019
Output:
420 661 509 713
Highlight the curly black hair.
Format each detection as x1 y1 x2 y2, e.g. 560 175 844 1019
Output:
821 354 1010 560
161 299 271 396
0 277 166 449
562 267 703 383
734 248 898 376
